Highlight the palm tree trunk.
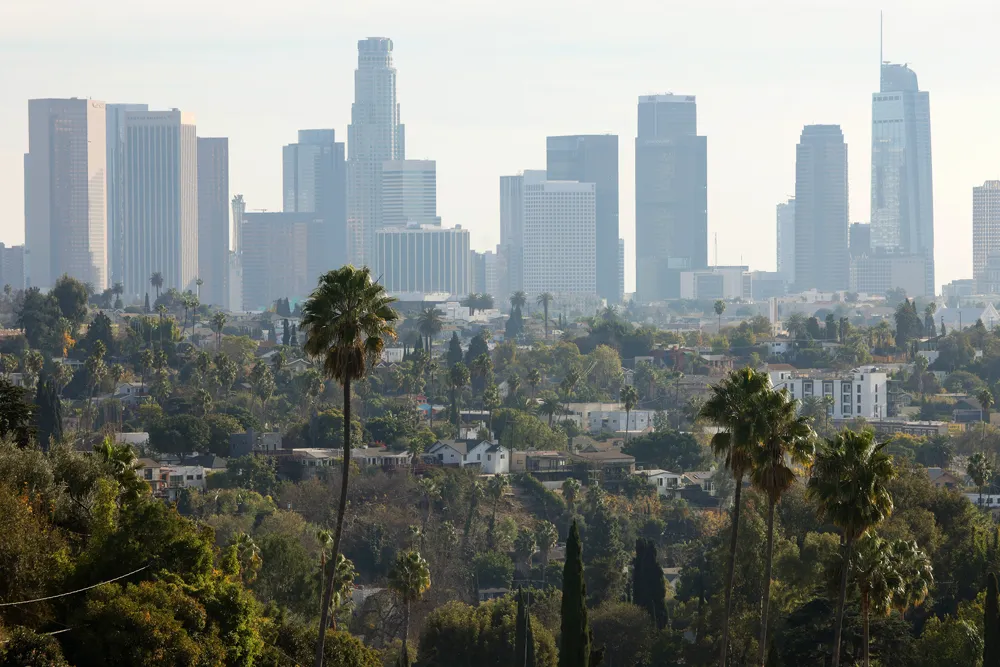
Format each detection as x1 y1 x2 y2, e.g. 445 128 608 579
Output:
757 499 777 666
831 535 854 667
314 377 353 667
402 600 411 666
718 474 744 667
862 594 870 667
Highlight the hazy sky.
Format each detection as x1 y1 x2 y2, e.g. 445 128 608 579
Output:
2 1 997 293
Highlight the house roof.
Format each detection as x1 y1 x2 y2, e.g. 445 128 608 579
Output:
430 440 470 456
137 457 160 469
927 467 962 483
526 450 569 459
572 450 636 463
638 469 680 478
182 454 228 469
683 470 715 483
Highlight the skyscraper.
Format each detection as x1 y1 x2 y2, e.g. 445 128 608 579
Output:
499 172 541 299
522 172 596 296
241 213 311 311
347 37 405 267
634 94 707 303
283 129 347 277
374 225 471 296
776 199 795 284
973 181 1000 292
871 62 934 296
25 98 108 290
197 137 229 307
381 160 440 227
794 125 849 292
546 135 619 303
122 109 198 298
106 103 148 289
849 222 872 258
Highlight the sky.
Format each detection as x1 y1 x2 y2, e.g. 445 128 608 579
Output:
1 0 997 294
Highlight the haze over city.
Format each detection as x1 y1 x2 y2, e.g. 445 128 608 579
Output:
4 1 1000 292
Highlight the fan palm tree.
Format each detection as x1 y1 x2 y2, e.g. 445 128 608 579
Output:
749 388 814 666
698 366 772 667
537 292 554 339
510 291 527 311
462 293 481 316
562 477 581 514
714 299 726 332
967 451 994 507
195 277 203 300
302 265 399 667
388 551 431 666
535 520 559 582
449 362 470 431
418 477 441 552
807 429 896 667
483 383 501 432
486 474 510 549
539 393 562 427
211 312 227 351
526 368 542 398
150 272 163 300
979 388 995 442
621 384 639 443
416 307 443 355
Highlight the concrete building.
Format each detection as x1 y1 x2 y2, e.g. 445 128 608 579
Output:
241 212 312 311
776 198 795 284
373 225 471 296
546 135 619 303
522 172 596 296
871 63 935 297
283 129 347 277
25 98 108 290
0 244 25 290
197 137 229 307
499 172 538 298
747 271 787 300
347 37 405 266
122 109 198 298
106 103 148 289
484 249 500 299
767 365 888 420
381 159 439 228
794 125 849 292
850 222 872 258
587 410 654 434
635 94 707 302
973 181 1000 293
471 251 487 294
679 266 750 300
850 253 928 297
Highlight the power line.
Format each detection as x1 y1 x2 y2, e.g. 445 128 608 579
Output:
0 565 149 607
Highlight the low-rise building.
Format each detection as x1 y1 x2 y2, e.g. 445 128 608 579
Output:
229 429 283 458
638 469 684 496
767 364 888 420
570 450 636 486
927 467 964 490
587 410 653 435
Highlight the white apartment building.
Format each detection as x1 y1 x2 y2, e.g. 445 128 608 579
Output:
374 224 471 296
587 410 654 434
974 181 1000 293
767 365 888 420
522 172 596 296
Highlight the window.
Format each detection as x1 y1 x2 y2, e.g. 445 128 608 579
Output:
487 454 492 461
196 474 203 480
144 469 153 480
186 475 194 480
477 454 481 461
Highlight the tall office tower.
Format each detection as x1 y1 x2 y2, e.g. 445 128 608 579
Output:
522 172 596 296
347 37 405 267
25 98 108 290
499 174 528 298
197 138 229 307
793 125 849 292
106 103 148 289
546 135 619 303
232 194 246 255
484 250 500 299
229 194 246 311
374 225 471 296
634 94 707 302
973 181 1000 292
381 160 440 227
871 62 934 296
776 199 796 284
241 213 311 311
122 109 198 299
471 251 487 294
283 129 347 277
850 222 872 258
618 238 625 301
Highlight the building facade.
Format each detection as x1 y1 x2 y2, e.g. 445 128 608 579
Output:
0 244 25 290
106 103 148 290
850 253 928 297
768 366 888 420
122 109 198 298
546 135 620 303
793 125 849 292
197 137 229 307
381 160 439 228
850 222 872 258
973 181 1000 292
635 94 707 302
522 172 596 296
25 98 108 290
776 198 795 284
241 212 313 311
347 37 405 267
871 63 934 296
373 225 471 296
679 266 751 300
499 172 533 298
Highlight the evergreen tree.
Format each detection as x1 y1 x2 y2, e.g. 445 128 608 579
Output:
515 589 527 667
290 323 298 346
144 292 150 313
414 334 423 356
560 520 590 667
465 333 490 365
631 539 667 630
506 305 524 339
986 572 1000 667
35 379 62 451
447 332 464 367
282 319 290 346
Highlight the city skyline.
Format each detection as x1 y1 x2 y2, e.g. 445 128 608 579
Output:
3 3 998 294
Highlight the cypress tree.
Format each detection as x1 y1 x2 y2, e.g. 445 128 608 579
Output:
514 589 527 667
35 379 62 452
144 292 150 313
525 600 536 667
290 323 298 346
560 520 590 667
987 572 1000 667
632 539 668 630
447 332 463 367
282 319 290 346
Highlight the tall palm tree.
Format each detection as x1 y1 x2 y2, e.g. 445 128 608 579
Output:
418 477 440 552
561 477 581 514
416 307 443 355
486 474 510 549
150 272 163 300
537 292 554 339
714 299 726 332
195 277 203 300
748 389 814 666
449 362 470 431
621 384 639 443
527 368 541 398
211 312 227 351
979 388 995 442
302 266 399 667
389 551 431 666
967 452 994 507
155 304 168 348
539 393 562 427
698 366 772 667
535 520 558 583
807 429 896 667
510 291 527 311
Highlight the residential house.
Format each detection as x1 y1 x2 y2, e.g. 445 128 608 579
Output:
927 467 964 490
587 410 653 435
570 450 636 486
639 469 684 497
136 458 168 495
526 451 571 474
162 465 207 501
427 440 469 466
682 470 718 496
480 444 509 475
229 429 283 457
767 364 888 420
284 358 312 375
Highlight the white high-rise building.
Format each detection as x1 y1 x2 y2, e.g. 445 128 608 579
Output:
197 137 230 307
381 160 439 227
107 103 148 289
25 98 108 290
522 172 596 296
974 181 1000 293
122 109 198 299
347 37 405 267
373 225 470 296
776 198 795 284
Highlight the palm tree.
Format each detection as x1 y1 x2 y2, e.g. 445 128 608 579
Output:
714 299 726 332
514 527 537 573
462 293 481 316
561 478 581 514
527 368 541 398
698 366 772 667
914 354 929 398
316 530 333 617
510 291 527 311
139 348 153 390
211 312 227 351
535 520 558 582
150 272 163 300
388 551 431 666
621 384 639 443
416 307 443 355
418 477 440 552
195 277 203 300
967 452 994 507
486 474 510 549
537 292 554 339
980 388 995 442
749 388 814 666
539 393 562 428
302 266 399 667
449 362 470 431
231 532 262 584
483 383 501 433
155 304 167 348
807 429 896 667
